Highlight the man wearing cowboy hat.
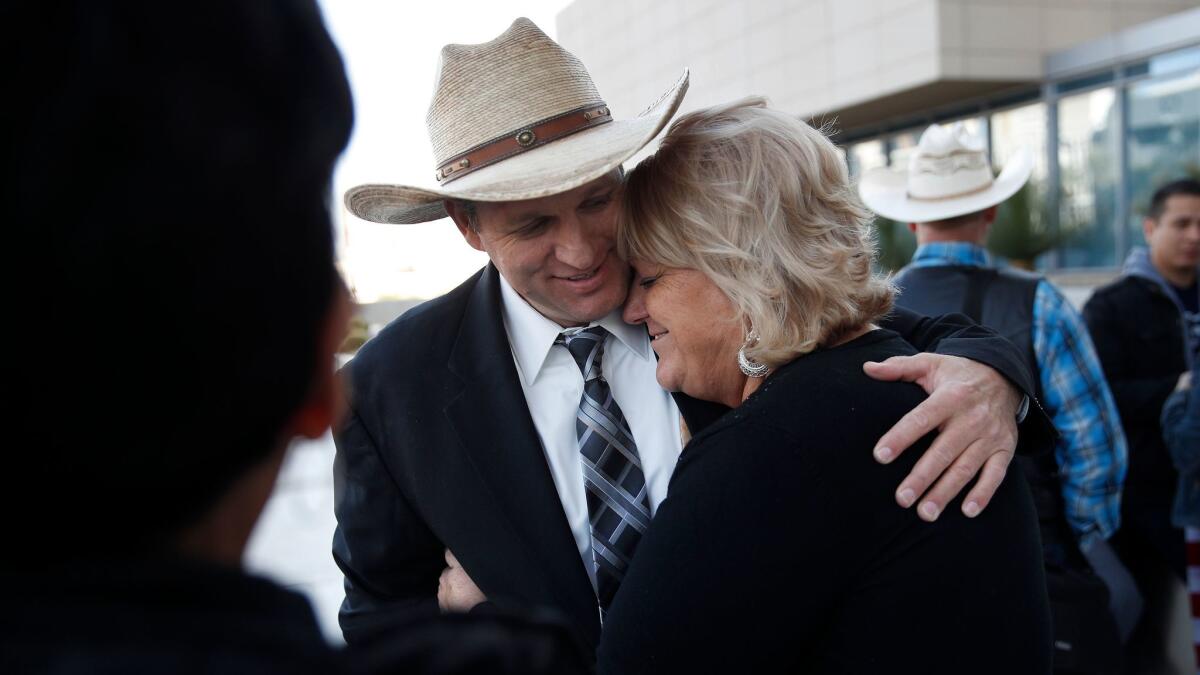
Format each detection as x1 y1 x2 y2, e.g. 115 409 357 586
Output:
334 18 1053 653
860 122 1134 671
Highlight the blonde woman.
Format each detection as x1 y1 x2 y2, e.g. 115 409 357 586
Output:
596 99 1052 674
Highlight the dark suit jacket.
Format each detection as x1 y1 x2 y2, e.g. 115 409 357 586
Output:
333 264 1051 653
1083 274 1189 510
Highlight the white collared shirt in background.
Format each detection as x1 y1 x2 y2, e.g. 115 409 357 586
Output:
498 274 684 585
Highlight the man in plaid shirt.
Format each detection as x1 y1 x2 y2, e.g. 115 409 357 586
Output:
900 241 1128 549
860 123 1135 669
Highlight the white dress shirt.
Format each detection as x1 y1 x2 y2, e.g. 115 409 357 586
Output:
497 274 684 584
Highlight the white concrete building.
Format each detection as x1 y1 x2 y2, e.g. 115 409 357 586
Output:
557 1 1200 278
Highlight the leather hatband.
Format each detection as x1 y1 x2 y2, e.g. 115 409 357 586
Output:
435 103 612 185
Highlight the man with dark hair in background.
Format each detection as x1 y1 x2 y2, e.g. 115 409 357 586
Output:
1084 178 1200 673
3 3 586 673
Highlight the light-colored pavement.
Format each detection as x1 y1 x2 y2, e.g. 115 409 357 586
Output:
244 434 345 644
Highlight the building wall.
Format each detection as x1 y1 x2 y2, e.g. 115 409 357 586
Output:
558 1 1200 278
557 0 1194 132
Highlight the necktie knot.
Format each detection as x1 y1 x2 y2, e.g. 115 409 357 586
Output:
556 326 608 380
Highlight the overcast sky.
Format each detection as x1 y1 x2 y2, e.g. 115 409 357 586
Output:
318 0 573 302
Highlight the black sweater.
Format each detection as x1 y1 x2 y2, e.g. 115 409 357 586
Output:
598 330 1052 674
3 556 590 675
1083 274 1190 509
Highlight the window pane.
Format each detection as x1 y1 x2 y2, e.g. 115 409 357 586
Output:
1126 67 1200 251
847 138 911 272
993 103 1049 183
888 129 921 169
1124 61 1150 79
1057 87 1119 268
1149 45 1200 79
990 103 1054 268
958 117 987 145
846 139 886 178
1057 70 1115 95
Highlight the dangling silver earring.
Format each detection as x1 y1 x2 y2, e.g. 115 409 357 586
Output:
737 331 769 378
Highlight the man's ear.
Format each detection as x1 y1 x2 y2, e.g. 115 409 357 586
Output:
1143 216 1158 243
289 287 352 440
444 200 485 252
289 372 339 440
907 222 918 234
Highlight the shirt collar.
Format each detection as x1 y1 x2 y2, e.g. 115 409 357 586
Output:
497 272 650 386
911 241 991 268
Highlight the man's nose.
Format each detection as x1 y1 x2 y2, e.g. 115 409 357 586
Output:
623 281 648 325
555 218 604 270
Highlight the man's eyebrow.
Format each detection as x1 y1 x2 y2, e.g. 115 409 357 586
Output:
504 185 617 224
505 209 550 226
581 184 617 201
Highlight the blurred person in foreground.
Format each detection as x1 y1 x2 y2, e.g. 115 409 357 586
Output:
860 123 1134 672
4 3 586 673
335 18 1054 654
1083 178 1200 674
595 97 1052 674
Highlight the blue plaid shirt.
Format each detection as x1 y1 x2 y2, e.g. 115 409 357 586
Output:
910 242 1128 547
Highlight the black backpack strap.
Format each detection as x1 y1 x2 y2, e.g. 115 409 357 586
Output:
961 268 999 323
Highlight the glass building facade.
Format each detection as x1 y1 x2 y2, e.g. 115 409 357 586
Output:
844 44 1200 273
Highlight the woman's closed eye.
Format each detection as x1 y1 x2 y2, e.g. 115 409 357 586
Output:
638 272 663 289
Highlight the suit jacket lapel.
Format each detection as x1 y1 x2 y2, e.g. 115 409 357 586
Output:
443 265 601 647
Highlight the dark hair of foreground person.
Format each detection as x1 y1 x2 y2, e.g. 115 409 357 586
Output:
4 3 587 673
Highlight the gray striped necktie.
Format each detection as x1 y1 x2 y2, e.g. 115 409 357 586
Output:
556 326 651 614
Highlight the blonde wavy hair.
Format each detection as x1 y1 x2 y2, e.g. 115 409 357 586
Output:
618 97 894 368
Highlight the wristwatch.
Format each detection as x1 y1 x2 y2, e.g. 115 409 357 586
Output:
1015 394 1030 424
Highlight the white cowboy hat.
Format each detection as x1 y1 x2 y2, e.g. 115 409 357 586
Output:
345 18 690 224
857 122 1033 224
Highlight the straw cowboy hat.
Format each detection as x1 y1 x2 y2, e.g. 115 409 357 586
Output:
345 18 690 224
857 122 1033 224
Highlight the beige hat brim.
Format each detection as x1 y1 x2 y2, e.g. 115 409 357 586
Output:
858 147 1034 224
345 69 690 225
